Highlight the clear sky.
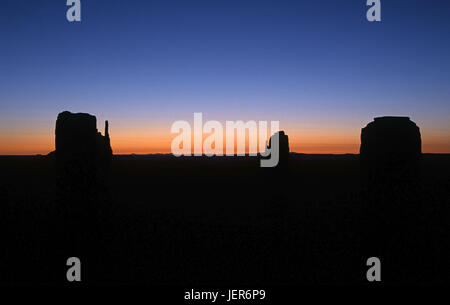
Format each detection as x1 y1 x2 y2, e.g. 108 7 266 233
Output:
1 0 449 154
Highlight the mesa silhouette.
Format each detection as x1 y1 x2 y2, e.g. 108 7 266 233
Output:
361 116 422 204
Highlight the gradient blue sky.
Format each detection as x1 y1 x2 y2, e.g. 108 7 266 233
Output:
1 0 449 154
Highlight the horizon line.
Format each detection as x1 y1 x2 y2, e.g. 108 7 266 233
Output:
2 152 450 157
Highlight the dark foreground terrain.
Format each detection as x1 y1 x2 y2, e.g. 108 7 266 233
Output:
1 154 449 285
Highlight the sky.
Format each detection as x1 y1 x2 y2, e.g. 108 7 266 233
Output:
1 0 450 154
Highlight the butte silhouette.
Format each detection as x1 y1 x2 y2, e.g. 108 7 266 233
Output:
55 111 112 200
53 111 113 267
264 130 290 170
360 116 421 206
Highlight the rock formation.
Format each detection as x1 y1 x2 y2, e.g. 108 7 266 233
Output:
55 111 112 197
360 116 421 204
54 111 112 264
360 117 424 282
262 131 291 264
265 130 290 169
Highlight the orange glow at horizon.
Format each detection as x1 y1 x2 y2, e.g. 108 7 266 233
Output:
1 127 450 155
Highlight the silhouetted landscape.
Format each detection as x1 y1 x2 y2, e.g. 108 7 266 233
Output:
1 112 449 285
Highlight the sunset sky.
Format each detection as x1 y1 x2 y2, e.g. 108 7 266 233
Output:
1 0 450 155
